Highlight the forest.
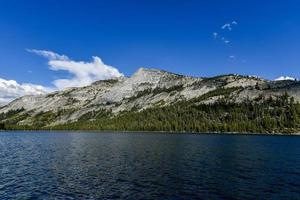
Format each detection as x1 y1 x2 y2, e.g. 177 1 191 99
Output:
2 93 299 134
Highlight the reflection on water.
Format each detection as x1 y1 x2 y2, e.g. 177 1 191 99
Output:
0 132 299 199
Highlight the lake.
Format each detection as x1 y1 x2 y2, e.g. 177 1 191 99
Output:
0 131 299 199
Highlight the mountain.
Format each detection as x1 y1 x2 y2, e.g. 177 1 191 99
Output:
1 68 300 134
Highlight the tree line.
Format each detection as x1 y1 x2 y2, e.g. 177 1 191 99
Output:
2 93 300 134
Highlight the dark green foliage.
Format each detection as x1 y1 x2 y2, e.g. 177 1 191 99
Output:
152 85 184 95
127 85 184 102
3 94 300 134
79 109 111 120
46 93 56 98
93 79 119 85
48 94 300 134
127 89 152 101
193 87 241 101
101 79 119 84
202 74 236 81
0 108 25 121
66 98 80 105
0 122 5 130
32 111 57 127
0 108 27 130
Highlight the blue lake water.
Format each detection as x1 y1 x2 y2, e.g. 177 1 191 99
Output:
0 131 299 199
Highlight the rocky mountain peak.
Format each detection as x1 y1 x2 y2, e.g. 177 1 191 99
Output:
132 67 167 77
130 67 170 85
1 67 300 128
134 67 163 74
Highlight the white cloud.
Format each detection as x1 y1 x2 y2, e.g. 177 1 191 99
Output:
213 21 237 45
229 55 235 59
26 49 69 61
213 32 218 39
0 78 52 106
221 21 238 31
220 37 230 44
222 23 232 31
275 76 296 81
27 49 124 90
0 49 124 106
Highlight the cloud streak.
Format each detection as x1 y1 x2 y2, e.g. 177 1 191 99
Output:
27 49 124 90
0 78 52 106
0 49 124 106
275 76 296 81
26 49 69 61
221 21 238 31
213 32 218 39
222 23 232 31
213 20 237 45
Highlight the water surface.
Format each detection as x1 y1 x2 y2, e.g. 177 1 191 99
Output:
0 131 299 199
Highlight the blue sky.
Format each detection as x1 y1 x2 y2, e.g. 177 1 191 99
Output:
0 0 300 104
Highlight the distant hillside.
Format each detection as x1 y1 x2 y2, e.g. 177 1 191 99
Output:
1 68 300 134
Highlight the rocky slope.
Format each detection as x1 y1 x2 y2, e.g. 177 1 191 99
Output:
1 67 300 128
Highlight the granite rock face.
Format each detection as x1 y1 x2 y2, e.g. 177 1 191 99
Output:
1 68 299 126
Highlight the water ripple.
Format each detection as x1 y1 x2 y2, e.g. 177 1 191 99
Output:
0 132 299 199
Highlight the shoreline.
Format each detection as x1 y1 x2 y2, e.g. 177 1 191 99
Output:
1 129 300 136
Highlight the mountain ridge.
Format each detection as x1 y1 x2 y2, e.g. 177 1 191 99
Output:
1 67 300 134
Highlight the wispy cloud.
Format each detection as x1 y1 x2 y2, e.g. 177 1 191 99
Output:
0 78 52 106
221 37 230 44
213 20 237 45
213 32 218 39
275 76 296 81
27 49 124 90
222 23 232 31
221 21 238 31
0 49 125 106
213 34 230 45
26 49 69 61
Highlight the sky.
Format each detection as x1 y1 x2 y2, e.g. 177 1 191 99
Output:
1 0 300 105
